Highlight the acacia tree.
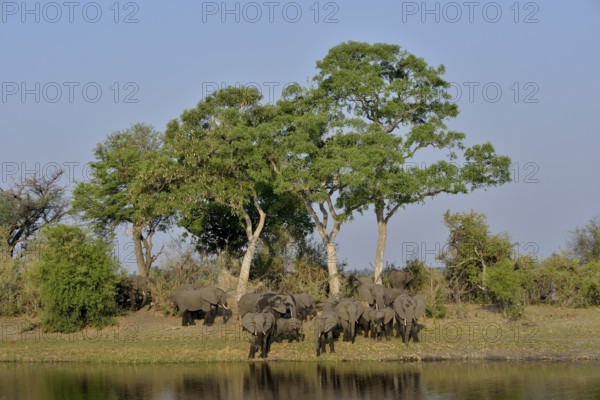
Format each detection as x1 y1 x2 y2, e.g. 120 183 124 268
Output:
315 41 511 283
72 124 171 278
165 87 283 300
0 170 67 257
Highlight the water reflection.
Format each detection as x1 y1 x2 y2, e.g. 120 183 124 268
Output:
0 361 599 399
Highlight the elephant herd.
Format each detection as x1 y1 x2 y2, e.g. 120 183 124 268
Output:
166 269 425 359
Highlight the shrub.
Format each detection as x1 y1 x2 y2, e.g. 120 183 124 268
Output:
34 225 120 332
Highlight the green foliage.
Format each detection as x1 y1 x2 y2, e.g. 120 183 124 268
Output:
568 216 600 264
440 210 514 302
314 41 511 280
34 225 120 332
523 254 600 308
485 259 525 318
72 123 172 276
404 259 428 292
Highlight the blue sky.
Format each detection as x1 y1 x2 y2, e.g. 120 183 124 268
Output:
1 0 599 270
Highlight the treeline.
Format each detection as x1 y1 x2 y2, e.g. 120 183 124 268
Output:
1 41 595 332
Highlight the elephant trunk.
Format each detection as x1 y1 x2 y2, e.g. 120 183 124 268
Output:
403 319 410 344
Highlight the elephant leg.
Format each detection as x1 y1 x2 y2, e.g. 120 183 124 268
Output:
140 291 147 309
204 307 215 326
248 338 257 359
328 331 335 353
385 324 392 340
182 311 191 326
129 290 137 311
411 324 422 343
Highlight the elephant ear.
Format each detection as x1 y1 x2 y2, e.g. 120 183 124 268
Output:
242 313 258 334
383 308 395 324
414 295 426 319
269 296 285 314
334 302 350 321
201 287 219 305
354 301 365 318
358 284 375 305
394 294 412 320
323 311 338 332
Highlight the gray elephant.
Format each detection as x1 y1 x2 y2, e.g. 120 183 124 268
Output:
367 307 395 340
314 310 338 357
334 298 364 343
242 311 276 358
292 293 317 321
274 317 304 343
393 293 425 344
255 292 297 319
385 287 409 306
172 285 229 326
389 270 414 290
358 283 388 309
238 292 263 318
126 274 149 311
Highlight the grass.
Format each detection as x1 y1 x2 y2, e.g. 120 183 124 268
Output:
1 304 599 363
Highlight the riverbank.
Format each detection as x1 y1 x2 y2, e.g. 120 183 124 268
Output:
1 304 598 363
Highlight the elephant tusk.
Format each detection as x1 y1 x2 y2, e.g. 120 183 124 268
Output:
221 304 229 310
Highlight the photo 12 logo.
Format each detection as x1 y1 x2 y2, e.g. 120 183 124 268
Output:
202 81 299 104
0 2 140 23
1 82 140 104
400 2 540 24
443 81 540 104
201 2 340 23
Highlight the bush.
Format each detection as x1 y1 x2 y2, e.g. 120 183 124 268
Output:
34 225 120 332
0 249 41 316
486 259 525 318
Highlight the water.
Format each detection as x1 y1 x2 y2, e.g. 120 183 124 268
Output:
1 361 599 399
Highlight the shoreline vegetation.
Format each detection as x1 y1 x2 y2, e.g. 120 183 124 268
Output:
1 304 599 364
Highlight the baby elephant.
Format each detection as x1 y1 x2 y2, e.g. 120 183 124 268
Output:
368 307 395 341
314 311 339 357
274 317 304 343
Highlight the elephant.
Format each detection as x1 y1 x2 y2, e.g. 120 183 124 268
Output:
255 292 297 319
367 307 395 340
238 292 263 318
242 311 276 358
172 284 229 326
385 287 409 306
358 283 388 309
393 293 426 344
314 310 338 357
292 293 317 321
334 298 364 343
126 275 149 311
274 317 304 343
389 270 414 290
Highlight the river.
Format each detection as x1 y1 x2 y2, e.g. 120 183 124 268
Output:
1 361 599 399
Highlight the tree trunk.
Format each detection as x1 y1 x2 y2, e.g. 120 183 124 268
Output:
235 193 266 302
236 238 259 302
132 224 147 278
326 242 341 295
374 204 387 284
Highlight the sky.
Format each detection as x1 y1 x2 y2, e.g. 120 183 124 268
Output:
1 0 599 272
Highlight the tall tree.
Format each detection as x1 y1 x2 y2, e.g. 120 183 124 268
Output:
165 87 283 300
315 41 511 283
72 124 171 277
268 84 358 295
0 170 67 257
